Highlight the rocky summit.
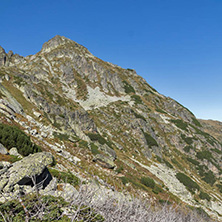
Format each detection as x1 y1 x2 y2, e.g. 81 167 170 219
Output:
0 35 222 221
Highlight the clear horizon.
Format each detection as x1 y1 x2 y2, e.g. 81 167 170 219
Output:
1 0 222 121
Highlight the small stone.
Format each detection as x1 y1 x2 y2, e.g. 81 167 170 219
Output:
5 74 9 81
33 111 41 118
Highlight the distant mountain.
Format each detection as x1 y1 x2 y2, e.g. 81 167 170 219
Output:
0 35 222 221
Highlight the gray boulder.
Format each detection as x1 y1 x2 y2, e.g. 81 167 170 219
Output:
0 152 53 192
0 143 8 155
93 154 116 169
9 147 22 158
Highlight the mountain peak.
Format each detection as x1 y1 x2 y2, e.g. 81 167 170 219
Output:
40 35 90 55
41 35 72 53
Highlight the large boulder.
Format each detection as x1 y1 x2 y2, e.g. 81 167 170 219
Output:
0 152 53 192
93 154 116 169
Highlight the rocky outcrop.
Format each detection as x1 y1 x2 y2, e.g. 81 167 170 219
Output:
0 85 24 115
0 143 8 155
0 46 7 66
93 154 116 169
0 152 53 192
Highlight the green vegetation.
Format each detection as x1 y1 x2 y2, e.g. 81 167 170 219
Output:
141 177 155 189
181 134 193 145
187 157 199 166
191 125 215 146
152 185 163 194
142 131 158 147
132 110 146 121
120 176 129 185
170 119 188 132
192 118 202 127
116 165 124 174
90 143 100 155
184 146 192 153
176 172 200 194
156 108 167 114
123 80 135 94
163 159 173 169
202 171 216 186
131 95 143 104
156 155 162 163
0 194 104 222
49 168 79 187
171 158 183 170
86 132 113 148
53 132 69 141
216 184 222 193
199 191 211 201
0 123 41 156
79 140 88 149
196 150 213 162
0 194 70 222
196 165 207 177
212 148 222 154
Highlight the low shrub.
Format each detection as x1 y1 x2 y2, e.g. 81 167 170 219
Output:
87 133 113 148
176 172 200 194
143 131 158 147
0 194 69 222
202 171 216 186
120 176 129 185
181 134 193 145
184 146 192 153
123 80 135 94
192 118 202 127
0 123 41 156
170 119 188 132
49 168 79 187
53 132 69 141
196 150 213 162
116 165 124 174
90 143 100 155
152 185 163 194
133 111 146 122
163 159 173 169
187 158 199 166
79 140 88 148
199 191 211 201
156 108 167 114
141 177 155 189
131 95 143 104
216 184 222 193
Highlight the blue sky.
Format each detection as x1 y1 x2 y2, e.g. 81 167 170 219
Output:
1 0 222 121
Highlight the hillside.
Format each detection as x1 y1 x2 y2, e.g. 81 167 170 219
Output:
0 35 222 221
199 119 222 144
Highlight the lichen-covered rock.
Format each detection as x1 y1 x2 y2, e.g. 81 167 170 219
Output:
93 154 116 169
0 152 53 192
0 143 8 155
99 144 117 161
9 147 22 158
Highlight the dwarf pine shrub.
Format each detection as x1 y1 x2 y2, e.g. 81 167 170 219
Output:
0 123 41 156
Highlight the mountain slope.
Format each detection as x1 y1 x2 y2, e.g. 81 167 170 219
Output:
0 35 222 220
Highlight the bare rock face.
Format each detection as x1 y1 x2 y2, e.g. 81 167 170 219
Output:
0 152 53 192
0 46 7 66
